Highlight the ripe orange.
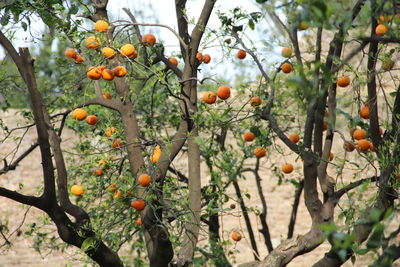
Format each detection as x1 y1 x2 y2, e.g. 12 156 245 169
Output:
231 231 242 242
112 138 123 148
138 173 151 187
249 96 262 107
150 145 161 163
75 55 84 63
102 47 116 59
102 69 114 81
102 92 112 99
64 48 77 59
289 133 300 143
343 141 355 152
337 76 350 87
359 106 369 119
131 199 146 211
357 139 370 152
94 20 109 31
128 50 138 59
120 44 136 57
95 168 103 176
113 190 123 199
378 15 391 24
375 24 389 35
113 66 127 77
237 49 247 59
298 21 309 30
369 142 375 152
203 54 211 64
105 127 117 137
70 185 84 196
196 52 203 62
281 62 292 73
142 33 156 46
244 132 255 142
136 218 143 226
353 129 367 140
203 91 217 104
87 66 102 80
329 152 334 161
85 36 99 49
168 57 179 66
86 115 98 125
217 86 231 100
281 47 292 58
281 163 294 174
253 147 266 158
72 108 87 120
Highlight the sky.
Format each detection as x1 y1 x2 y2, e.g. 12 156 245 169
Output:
0 0 284 83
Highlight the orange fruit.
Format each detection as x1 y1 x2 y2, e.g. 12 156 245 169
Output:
203 54 211 64
343 141 355 152
281 47 292 58
75 55 84 63
64 48 77 59
70 185 84 196
102 92 112 99
86 115 98 125
357 139 370 152
131 199 146 211
138 173 151 187
136 218 143 226
85 36 99 49
102 68 115 81
281 163 294 174
359 106 369 119
142 34 156 46
113 190 123 199
113 66 127 77
72 108 87 120
107 182 117 193
281 62 292 73
87 66 102 80
253 147 266 158
168 57 179 66
329 152 334 161
298 21 309 31
289 133 300 143
112 138 123 148
353 129 367 140
105 127 117 137
150 145 161 163
217 86 231 100
102 47 116 59
249 96 262 107
94 20 109 31
203 91 217 104
231 231 242 242
369 142 375 152
95 168 103 176
375 24 389 35
244 132 255 142
97 65 106 72
237 49 247 59
128 50 138 59
337 76 350 87
382 59 395 71
378 15 391 24
379 127 383 136
196 52 203 62
120 44 135 57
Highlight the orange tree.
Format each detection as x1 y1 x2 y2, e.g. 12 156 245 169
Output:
1 0 400 267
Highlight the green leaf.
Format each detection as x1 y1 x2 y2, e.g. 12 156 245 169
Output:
81 237 97 252
21 21 27 31
366 223 384 249
248 19 255 30
69 5 79 15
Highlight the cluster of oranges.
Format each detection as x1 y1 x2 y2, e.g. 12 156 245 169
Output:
71 108 98 125
375 14 400 36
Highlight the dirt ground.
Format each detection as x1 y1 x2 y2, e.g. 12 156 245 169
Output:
0 109 398 267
